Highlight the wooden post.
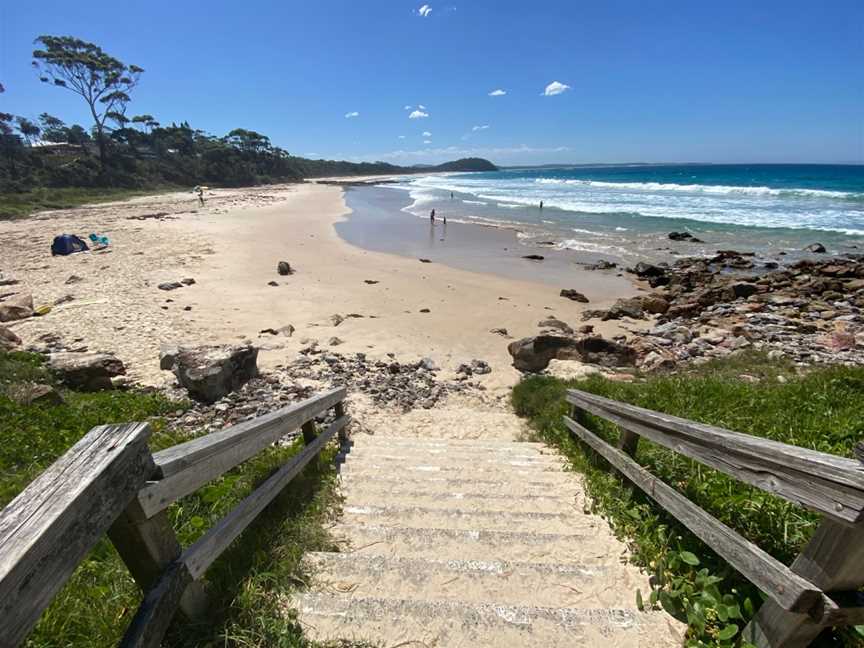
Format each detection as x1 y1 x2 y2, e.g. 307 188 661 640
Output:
335 401 349 449
301 420 317 446
617 429 640 457
854 441 863 465
743 518 864 647
108 499 209 621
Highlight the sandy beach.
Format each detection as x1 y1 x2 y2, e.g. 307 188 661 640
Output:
0 181 638 402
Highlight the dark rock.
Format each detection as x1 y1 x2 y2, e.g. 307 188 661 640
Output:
0 292 34 322
25 384 65 406
49 352 126 391
268 280 279 286
726 282 759 299
331 314 345 326
641 295 670 314
538 318 574 335
584 260 617 271
507 335 637 372
277 261 294 275
805 243 827 254
490 327 509 337
65 275 84 285
578 324 594 334
171 344 259 403
419 258 432 263
560 289 589 303
364 280 379 284
604 298 645 320
628 262 667 278
181 278 196 286
419 308 431 313
328 337 343 346
581 308 609 321
522 254 545 261
158 281 183 291
668 231 703 243
457 359 492 376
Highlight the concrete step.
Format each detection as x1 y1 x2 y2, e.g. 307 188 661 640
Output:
337 473 580 496
294 593 679 648
340 503 585 534
349 436 548 451
339 488 579 514
329 523 614 564
303 552 645 608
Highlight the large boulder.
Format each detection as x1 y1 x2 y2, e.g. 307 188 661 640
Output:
0 325 22 351
603 298 645 320
559 289 589 303
49 352 126 391
508 334 637 373
169 344 259 403
0 292 34 322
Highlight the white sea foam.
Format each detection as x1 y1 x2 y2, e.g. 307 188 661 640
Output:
462 200 488 205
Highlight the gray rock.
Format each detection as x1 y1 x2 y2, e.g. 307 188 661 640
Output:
328 337 343 346
27 384 65 406
604 298 645 320
159 344 181 370
65 275 84 285
49 352 126 391
181 277 196 286
0 325 22 350
0 292 34 322
158 281 183 291
489 327 509 337
172 344 259 403
538 318 574 335
805 243 827 254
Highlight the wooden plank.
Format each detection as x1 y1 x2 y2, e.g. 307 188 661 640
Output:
301 420 317 446
181 416 348 579
108 501 209 621
743 519 864 647
137 388 346 518
566 390 864 524
118 562 194 648
563 415 833 619
0 423 155 648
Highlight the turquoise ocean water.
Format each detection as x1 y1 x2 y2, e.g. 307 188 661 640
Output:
385 164 864 262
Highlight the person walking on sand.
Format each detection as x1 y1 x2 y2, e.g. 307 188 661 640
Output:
195 186 205 207
450 191 454 199
430 209 436 223
443 214 447 225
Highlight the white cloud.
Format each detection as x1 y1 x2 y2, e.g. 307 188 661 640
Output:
422 131 432 137
417 4 432 17
344 111 359 118
488 89 506 96
398 135 406 139
423 140 432 144
354 143 572 165
409 110 429 119
418 104 426 109
404 105 412 110
472 124 490 131
543 81 571 96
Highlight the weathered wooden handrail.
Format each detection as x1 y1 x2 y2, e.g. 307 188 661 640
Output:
0 423 156 647
0 386 350 648
565 388 864 648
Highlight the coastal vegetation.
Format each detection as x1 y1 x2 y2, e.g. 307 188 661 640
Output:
0 351 348 647
0 34 495 218
511 352 864 647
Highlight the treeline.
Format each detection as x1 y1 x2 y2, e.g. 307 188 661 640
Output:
0 35 495 197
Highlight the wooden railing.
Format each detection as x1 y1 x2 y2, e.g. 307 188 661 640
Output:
565 388 864 648
0 386 349 648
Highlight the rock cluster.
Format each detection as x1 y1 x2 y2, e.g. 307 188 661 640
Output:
508 335 637 373
620 253 864 369
285 351 474 412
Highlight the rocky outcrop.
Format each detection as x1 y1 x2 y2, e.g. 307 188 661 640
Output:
49 352 126 391
166 344 259 403
0 292 34 322
508 335 637 373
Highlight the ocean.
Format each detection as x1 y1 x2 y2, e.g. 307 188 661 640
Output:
384 164 864 263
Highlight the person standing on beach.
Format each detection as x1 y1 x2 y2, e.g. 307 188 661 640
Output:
196 186 205 207
450 192 454 199
430 209 436 222
443 214 447 225
539 200 543 210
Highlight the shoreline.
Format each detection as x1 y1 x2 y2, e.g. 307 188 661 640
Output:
0 182 638 396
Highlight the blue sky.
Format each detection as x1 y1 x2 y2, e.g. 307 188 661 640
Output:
1 0 862 165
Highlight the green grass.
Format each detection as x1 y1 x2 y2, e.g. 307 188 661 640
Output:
0 185 178 219
511 352 864 647
0 352 353 647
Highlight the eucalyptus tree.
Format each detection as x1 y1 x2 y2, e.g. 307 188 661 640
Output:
32 35 143 169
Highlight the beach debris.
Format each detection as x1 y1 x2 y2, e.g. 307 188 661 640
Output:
277 261 294 275
0 292 35 322
49 352 126 391
419 308 431 313
364 279 379 285
805 242 827 254
34 304 52 316
508 334 638 373
522 254 545 261
668 231 704 243
456 359 492 377
419 258 432 263
181 277 196 286
0 325 22 351
65 275 84 285
331 314 345 327
166 344 259 403
559 289 589 303
268 280 279 286
489 327 510 337
51 234 89 256
158 281 184 291
89 233 110 248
